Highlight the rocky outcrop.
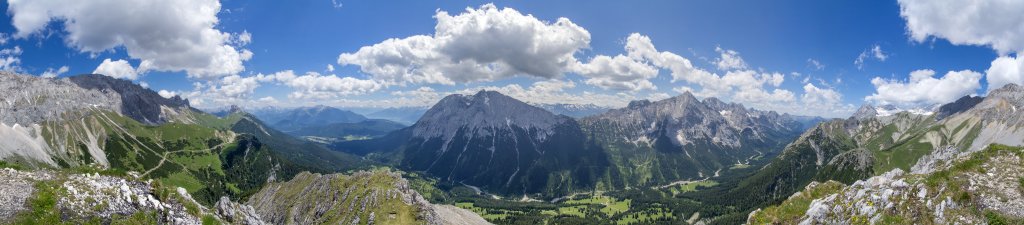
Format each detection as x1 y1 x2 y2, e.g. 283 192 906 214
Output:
748 145 1024 224
216 196 266 225
0 168 257 224
0 168 54 219
247 170 489 225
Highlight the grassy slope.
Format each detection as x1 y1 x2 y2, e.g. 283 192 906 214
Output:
249 170 421 224
29 109 367 206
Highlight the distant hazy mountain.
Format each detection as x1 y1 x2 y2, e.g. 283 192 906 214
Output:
287 119 407 143
248 105 368 132
365 106 429 125
534 103 611 118
790 115 828 130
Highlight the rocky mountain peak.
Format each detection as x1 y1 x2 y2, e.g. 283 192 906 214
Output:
851 104 877 120
987 83 1024 103
413 90 566 139
665 91 700 104
967 83 1024 124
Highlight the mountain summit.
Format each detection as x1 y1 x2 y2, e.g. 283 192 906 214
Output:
412 90 568 141
361 90 604 196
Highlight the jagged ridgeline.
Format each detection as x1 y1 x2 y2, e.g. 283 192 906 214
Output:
694 84 1024 224
338 90 813 198
0 72 366 206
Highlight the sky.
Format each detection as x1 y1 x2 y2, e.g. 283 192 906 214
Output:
0 0 1021 118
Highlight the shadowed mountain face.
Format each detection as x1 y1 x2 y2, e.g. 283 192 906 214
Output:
68 74 191 125
934 95 984 120
399 91 607 196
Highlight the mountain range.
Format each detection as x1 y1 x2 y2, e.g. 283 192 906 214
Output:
6 70 1024 224
339 90 818 198
697 83 1024 224
247 105 368 132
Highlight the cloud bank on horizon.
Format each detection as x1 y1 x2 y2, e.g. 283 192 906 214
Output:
0 0 1022 118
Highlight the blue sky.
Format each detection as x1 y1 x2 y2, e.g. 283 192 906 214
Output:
1 0 1019 118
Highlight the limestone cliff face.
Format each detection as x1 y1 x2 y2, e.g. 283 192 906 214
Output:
247 170 490 225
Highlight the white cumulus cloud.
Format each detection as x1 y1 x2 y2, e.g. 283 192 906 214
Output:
714 47 747 71
0 46 22 71
801 83 854 117
987 55 1024 91
8 0 252 78
157 90 178 99
41 65 69 78
574 54 659 91
866 69 982 107
254 70 383 99
898 0 1024 55
338 3 590 85
92 59 138 80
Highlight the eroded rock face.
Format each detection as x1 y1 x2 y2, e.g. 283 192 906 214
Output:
0 72 122 126
248 170 490 225
68 74 192 125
